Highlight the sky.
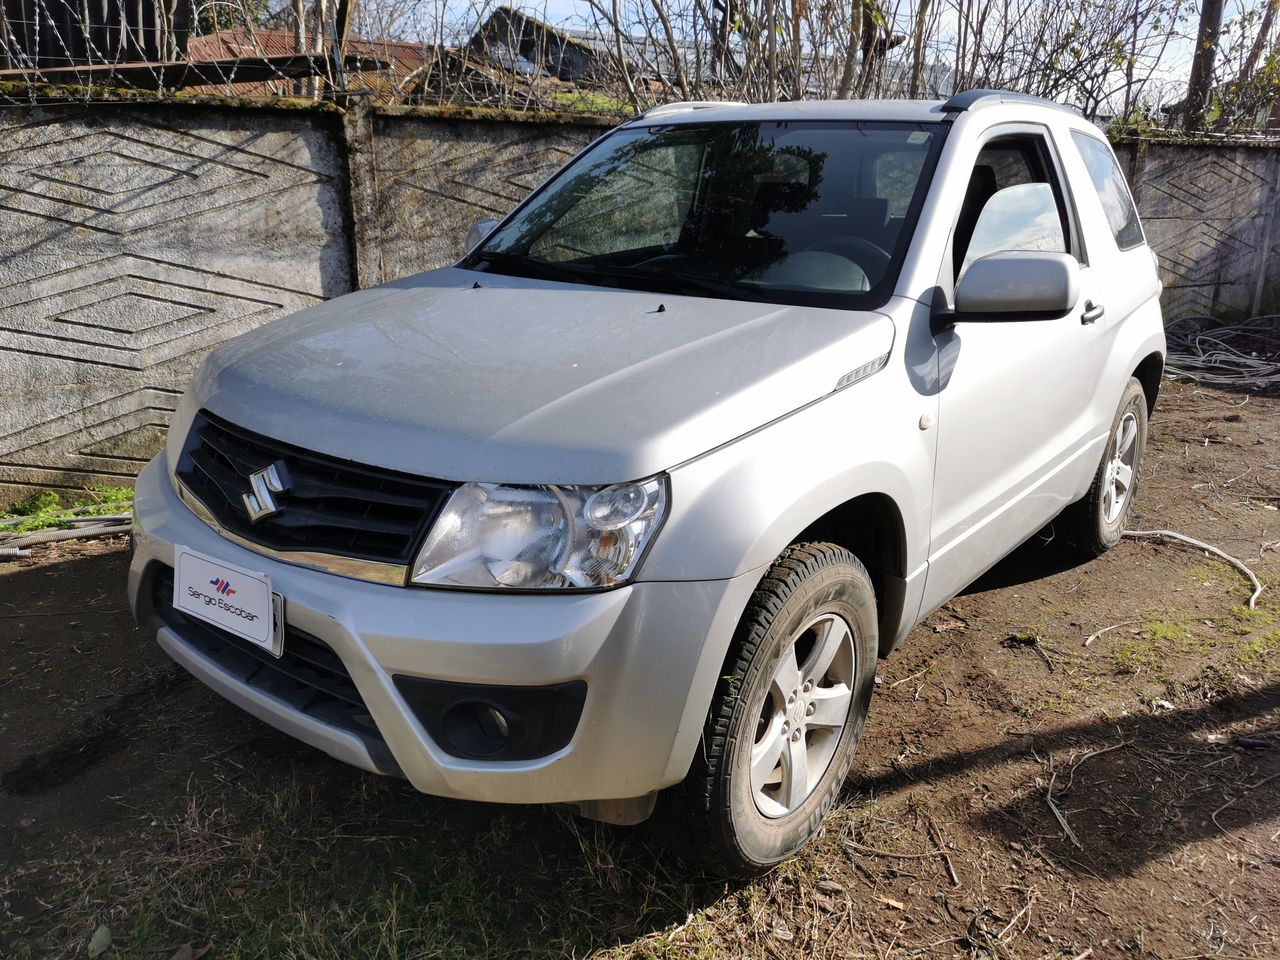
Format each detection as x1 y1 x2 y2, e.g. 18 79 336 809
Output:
513 0 588 26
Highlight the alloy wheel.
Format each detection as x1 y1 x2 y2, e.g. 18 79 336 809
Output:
751 612 856 818
1103 411 1139 525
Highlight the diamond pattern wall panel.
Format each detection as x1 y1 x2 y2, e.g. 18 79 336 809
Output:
370 114 599 282
0 106 352 505
1122 144 1280 321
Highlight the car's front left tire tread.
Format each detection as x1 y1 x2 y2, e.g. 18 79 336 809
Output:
664 542 878 878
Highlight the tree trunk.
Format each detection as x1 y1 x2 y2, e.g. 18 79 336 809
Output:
1238 0 1278 85
331 0 355 97
857 4 881 97
610 0 640 109
835 1 863 98
766 0 778 100
651 0 691 100
1185 0 1225 131
908 0 932 98
293 0 306 96
1122 0 1140 123
790 0 805 100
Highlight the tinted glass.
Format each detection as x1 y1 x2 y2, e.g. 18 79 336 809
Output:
1070 132 1144 250
979 141 1039 189
473 121 946 309
529 141 701 261
875 149 927 218
952 135 1074 276
961 182 1067 275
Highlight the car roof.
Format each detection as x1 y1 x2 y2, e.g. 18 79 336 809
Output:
633 99 951 125
628 92 1078 127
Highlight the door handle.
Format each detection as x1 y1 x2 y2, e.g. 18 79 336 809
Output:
1081 300 1105 325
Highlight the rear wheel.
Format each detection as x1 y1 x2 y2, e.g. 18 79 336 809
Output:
668 543 878 878
1061 377 1148 557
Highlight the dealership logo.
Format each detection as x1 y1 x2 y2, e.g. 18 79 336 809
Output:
209 577 237 597
242 461 289 523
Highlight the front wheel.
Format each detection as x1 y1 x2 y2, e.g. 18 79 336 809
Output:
667 543 878 878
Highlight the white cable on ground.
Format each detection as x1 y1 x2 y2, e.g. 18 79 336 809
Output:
1123 529 1265 608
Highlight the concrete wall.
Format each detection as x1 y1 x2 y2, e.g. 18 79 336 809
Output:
0 102 602 505
0 105 354 507
0 100 1276 504
1115 141 1280 321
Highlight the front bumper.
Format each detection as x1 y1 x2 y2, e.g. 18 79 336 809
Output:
127 456 758 805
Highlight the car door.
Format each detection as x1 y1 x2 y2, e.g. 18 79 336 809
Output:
921 124 1108 612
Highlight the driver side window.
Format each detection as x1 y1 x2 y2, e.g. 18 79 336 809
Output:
952 136 1071 279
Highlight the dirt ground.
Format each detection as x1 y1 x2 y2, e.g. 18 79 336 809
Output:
1 379 1277 960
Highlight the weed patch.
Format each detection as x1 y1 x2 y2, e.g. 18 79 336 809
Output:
1 486 132 534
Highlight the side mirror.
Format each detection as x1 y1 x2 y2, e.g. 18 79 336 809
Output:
465 218 500 252
942 250 1080 325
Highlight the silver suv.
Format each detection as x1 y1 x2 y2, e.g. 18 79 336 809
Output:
128 90 1165 876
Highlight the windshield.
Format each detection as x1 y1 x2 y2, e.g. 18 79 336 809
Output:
467 120 946 309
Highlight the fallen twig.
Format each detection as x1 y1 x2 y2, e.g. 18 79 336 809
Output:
1045 770 1082 849
0 608 128 619
1123 529 1265 608
997 890 1036 941
1210 772 1280 835
889 660 934 689
1003 633 1059 671
926 816 961 887
843 840 944 860
1083 619 1140 647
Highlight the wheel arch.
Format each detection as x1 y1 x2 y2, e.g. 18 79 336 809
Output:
788 492 909 659
1133 351 1163 415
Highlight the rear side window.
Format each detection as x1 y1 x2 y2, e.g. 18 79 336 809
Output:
1070 132 1144 250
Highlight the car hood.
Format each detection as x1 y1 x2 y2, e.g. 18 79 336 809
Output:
189 267 895 484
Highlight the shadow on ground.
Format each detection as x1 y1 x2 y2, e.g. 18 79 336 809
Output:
960 522 1087 594
846 679 1280 878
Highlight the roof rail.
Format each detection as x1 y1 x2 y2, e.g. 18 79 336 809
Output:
637 100 747 120
942 89 1078 115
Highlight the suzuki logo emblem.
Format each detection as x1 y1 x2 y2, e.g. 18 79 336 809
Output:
243 461 289 523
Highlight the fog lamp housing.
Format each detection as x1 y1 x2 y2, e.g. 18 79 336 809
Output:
393 675 587 761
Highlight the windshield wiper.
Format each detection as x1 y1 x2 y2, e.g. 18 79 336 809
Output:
595 265 767 302
471 250 594 284
472 252 765 303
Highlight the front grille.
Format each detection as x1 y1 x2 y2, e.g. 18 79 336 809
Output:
148 564 401 776
176 410 456 567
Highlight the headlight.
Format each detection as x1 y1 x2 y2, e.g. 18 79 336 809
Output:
410 476 668 590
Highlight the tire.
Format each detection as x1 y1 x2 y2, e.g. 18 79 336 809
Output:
1060 377 1149 558
667 542 878 878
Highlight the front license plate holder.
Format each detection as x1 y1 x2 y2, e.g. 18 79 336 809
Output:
173 545 284 657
